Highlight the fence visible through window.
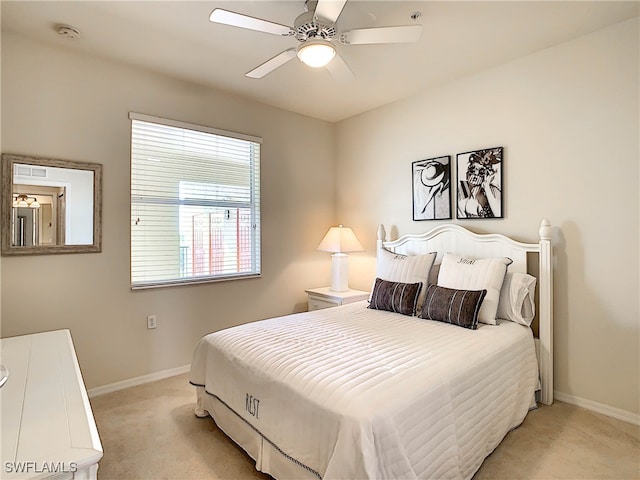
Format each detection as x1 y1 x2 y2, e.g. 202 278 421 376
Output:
187 208 253 277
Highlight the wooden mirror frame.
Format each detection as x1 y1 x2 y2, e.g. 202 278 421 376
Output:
1 154 102 255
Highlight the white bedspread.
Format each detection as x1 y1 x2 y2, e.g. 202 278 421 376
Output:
190 301 538 480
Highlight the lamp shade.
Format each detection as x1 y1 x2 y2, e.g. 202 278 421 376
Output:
317 225 364 253
297 39 336 68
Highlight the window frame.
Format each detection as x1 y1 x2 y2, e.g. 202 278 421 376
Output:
129 112 262 290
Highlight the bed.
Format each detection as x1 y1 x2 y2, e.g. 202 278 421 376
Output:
190 220 553 480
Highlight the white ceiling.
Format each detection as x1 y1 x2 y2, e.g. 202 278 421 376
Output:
2 1 638 123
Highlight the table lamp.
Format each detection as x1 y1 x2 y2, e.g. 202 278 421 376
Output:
317 225 364 292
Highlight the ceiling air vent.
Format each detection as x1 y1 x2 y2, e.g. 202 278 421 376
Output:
14 165 48 178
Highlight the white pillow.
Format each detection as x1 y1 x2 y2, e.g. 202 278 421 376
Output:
373 248 436 311
437 253 512 325
497 272 537 326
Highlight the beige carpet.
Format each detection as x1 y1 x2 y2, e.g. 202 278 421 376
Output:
90 373 639 480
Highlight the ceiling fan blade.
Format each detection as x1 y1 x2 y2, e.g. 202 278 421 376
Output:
209 9 293 36
326 53 354 82
245 49 297 79
314 0 348 24
340 25 422 45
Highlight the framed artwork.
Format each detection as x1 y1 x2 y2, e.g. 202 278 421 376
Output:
456 146 503 219
412 155 451 221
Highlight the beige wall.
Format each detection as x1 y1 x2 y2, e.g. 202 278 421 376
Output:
0 32 335 389
0 18 2 332
2 17 638 420
335 18 639 416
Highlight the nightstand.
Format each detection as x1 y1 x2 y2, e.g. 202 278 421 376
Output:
305 287 369 311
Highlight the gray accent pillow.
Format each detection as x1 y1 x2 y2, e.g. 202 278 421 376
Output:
420 284 487 330
369 278 422 316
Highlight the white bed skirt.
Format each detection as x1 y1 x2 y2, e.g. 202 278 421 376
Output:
195 386 319 480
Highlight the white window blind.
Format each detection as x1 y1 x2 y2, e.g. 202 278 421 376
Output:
130 113 261 289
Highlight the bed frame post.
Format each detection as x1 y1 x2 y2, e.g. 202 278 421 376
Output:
377 224 386 256
538 219 554 405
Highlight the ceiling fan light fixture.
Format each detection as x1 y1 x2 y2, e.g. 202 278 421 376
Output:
297 40 336 68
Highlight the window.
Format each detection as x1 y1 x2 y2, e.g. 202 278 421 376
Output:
130 113 261 289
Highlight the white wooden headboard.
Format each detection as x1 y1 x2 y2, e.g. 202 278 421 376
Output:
377 219 554 405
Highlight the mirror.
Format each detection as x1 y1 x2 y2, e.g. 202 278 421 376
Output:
1 154 102 255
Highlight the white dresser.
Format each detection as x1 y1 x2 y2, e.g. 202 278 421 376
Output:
0 329 103 479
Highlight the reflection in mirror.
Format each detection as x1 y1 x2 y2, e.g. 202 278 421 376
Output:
12 163 94 246
12 189 63 246
2 154 102 255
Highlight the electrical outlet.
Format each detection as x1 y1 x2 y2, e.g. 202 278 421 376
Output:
147 315 157 329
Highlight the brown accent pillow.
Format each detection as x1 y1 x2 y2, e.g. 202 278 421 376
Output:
420 284 487 330
369 278 422 316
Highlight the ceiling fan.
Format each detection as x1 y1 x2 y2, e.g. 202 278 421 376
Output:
209 0 422 79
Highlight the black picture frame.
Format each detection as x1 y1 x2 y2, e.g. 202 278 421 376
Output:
456 147 503 219
412 155 451 221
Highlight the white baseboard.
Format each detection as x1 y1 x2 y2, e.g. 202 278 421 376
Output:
555 391 640 426
87 364 190 398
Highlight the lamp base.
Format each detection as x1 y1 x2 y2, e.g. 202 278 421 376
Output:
330 253 350 292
